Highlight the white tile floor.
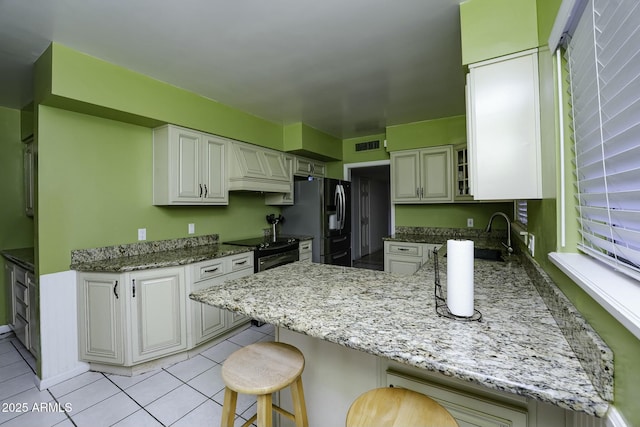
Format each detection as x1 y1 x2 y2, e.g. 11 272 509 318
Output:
0 324 275 426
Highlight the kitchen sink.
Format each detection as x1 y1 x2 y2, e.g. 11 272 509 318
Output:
444 247 504 262
473 248 504 261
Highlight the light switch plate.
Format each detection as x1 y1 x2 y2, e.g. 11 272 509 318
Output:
467 218 474 227
138 228 146 241
188 223 195 234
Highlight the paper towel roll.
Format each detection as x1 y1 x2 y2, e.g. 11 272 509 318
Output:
446 239 474 317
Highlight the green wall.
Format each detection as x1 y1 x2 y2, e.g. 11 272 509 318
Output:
386 115 466 151
37 106 279 275
38 43 283 150
283 123 342 161
529 0 640 424
460 0 539 65
0 107 35 323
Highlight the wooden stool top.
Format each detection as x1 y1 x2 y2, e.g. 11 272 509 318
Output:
346 387 458 427
222 342 305 395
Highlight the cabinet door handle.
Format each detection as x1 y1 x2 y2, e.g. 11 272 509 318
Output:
204 184 208 198
398 247 410 251
416 188 420 197
132 279 136 298
204 267 219 273
199 184 203 197
235 260 247 265
113 280 119 299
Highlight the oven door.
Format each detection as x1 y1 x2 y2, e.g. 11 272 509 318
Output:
257 249 299 272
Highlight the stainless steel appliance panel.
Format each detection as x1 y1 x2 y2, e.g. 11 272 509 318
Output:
281 178 352 266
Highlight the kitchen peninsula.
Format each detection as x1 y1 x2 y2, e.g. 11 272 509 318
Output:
190 244 612 426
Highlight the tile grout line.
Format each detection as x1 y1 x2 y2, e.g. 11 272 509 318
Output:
103 372 171 427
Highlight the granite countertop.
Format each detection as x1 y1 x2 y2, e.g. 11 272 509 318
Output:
2 247 35 272
190 253 611 417
71 244 252 272
70 234 252 272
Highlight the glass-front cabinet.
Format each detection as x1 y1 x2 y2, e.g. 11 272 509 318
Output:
454 144 472 201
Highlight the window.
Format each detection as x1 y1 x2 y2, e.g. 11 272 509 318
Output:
515 200 528 227
564 0 640 282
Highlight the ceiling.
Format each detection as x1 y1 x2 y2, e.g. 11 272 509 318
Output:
0 0 466 139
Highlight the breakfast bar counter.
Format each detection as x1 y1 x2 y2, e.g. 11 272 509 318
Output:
190 253 612 421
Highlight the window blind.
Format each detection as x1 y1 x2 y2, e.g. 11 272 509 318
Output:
566 0 640 281
515 200 528 226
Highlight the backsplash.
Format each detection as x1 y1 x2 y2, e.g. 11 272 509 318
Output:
70 234 219 264
515 239 614 402
393 226 508 249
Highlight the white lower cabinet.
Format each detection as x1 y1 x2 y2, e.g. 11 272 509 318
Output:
189 252 253 346
384 241 440 274
77 252 253 367
298 239 312 262
129 267 187 363
78 273 124 364
387 370 528 427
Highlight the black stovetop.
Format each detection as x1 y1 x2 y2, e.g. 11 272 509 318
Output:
224 236 298 249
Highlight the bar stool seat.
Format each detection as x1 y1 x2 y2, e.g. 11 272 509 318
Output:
220 341 308 427
346 387 458 427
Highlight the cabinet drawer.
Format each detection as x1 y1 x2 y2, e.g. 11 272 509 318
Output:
14 281 28 305
230 253 253 272
299 240 312 253
193 260 227 282
386 242 422 257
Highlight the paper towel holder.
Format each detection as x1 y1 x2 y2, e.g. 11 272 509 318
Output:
433 247 482 322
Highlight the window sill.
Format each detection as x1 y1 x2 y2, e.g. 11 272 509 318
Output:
549 252 640 341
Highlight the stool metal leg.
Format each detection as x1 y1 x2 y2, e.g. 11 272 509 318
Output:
220 387 238 427
257 394 273 427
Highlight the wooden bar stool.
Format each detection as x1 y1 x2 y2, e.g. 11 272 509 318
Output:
220 342 308 427
346 387 458 427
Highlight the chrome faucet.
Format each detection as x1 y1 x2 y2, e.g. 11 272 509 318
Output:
485 212 513 254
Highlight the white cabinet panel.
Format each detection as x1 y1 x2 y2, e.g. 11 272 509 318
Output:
129 267 187 363
391 150 421 202
228 141 292 192
78 273 123 364
467 49 542 200
176 129 202 200
384 241 438 274
391 146 453 204
153 125 228 205
387 371 528 427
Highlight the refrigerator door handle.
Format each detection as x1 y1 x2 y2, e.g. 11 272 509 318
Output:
340 184 346 230
335 184 342 228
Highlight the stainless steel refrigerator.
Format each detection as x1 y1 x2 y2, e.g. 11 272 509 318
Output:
281 178 351 266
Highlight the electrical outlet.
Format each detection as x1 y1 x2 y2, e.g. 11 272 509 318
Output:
528 233 535 257
467 218 474 228
188 223 195 234
137 228 146 241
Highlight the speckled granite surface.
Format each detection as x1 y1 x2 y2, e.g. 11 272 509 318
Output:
1 247 35 272
190 255 611 417
70 235 252 272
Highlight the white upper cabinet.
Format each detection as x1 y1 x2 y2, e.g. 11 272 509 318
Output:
228 141 292 193
391 146 453 204
466 49 542 200
265 154 295 205
293 156 326 178
153 125 228 205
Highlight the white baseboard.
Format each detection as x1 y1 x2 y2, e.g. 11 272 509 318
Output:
36 363 89 391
